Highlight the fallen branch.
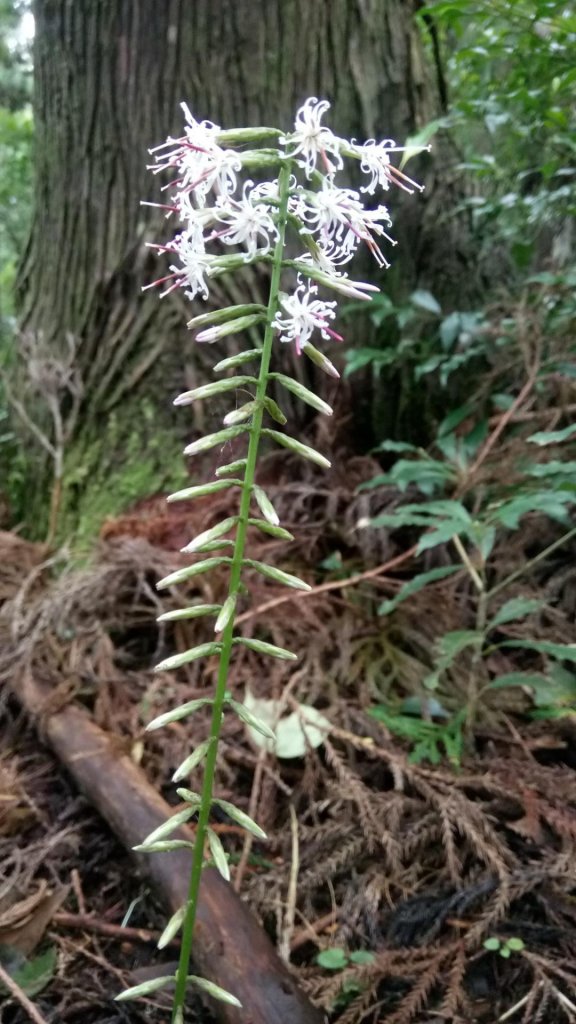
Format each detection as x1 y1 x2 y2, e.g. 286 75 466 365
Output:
15 672 324 1024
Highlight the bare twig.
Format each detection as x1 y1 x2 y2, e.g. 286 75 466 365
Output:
235 545 418 625
462 358 539 488
290 910 339 952
53 910 174 946
279 804 300 963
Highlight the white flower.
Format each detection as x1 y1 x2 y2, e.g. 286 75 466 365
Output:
149 102 241 207
143 229 212 300
273 276 341 353
294 253 380 301
280 97 344 178
297 179 395 266
213 181 279 258
353 139 424 195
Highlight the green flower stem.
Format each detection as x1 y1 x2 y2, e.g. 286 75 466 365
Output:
171 160 292 1022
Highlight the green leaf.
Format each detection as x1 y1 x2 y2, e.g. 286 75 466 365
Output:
252 484 280 526
2 947 57 998
483 937 501 952
246 559 311 591
139 808 196 847
489 492 575 529
316 948 349 970
349 950 376 965
344 347 395 376
262 428 331 469
167 479 242 503
146 696 215 730
228 697 277 740
378 566 461 616
183 426 247 457
174 376 256 406
500 946 511 959
212 798 267 839
373 440 420 454
425 630 483 687
187 976 241 1008
527 461 576 479
268 372 333 415
115 975 175 1001
488 672 551 692
410 289 442 316
154 642 223 673
439 312 462 349
172 739 212 782
489 597 545 629
507 938 525 952
157 603 221 622
207 827 231 881
157 905 187 949
387 458 457 494
438 403 474 437
214 594 237 633
213 348 262 372
437 630 483 661
416 520 468 553
503 640 576 663
528 423 576 446
248 518 294 541
263 396 287 425
181 517 237 554
156 558 230 590
233 637 297 660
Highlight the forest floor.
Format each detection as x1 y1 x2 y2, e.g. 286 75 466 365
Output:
1 454 576 1024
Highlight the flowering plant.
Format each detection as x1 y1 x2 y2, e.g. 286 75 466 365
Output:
117 97 423 1021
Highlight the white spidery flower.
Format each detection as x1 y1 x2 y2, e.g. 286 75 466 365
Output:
143 229 212 300
273 275 342 354
213 181 279 258
280 97 344 178
353 138 424 196
149 102 241 207
297 179 395 267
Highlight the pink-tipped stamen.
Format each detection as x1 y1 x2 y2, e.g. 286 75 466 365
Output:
141 271 180 292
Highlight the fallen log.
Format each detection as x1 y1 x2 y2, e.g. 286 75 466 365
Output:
16 672 324 1024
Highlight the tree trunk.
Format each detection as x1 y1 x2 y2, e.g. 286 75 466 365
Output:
18 0 467 537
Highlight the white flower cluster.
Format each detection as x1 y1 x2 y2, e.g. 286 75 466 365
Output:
145 97 424 351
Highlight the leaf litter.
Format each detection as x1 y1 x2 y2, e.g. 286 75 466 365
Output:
0 450 576 1023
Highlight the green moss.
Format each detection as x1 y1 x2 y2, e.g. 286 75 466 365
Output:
60 400 189 552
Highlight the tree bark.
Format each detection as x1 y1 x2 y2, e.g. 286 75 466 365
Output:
18 0 467 532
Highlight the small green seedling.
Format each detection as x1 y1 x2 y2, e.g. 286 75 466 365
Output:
316 948 375 970
483 936 525 959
